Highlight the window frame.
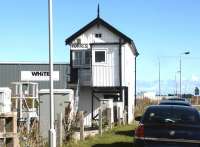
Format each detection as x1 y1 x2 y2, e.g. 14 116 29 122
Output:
95 33 102 38
94 49 107 64
72 50 91 66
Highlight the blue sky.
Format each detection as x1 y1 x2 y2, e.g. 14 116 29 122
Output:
0 0 200 94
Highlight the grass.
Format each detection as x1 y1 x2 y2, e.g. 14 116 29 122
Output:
63 124 137 147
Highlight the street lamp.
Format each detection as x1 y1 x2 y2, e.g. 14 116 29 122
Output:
175 72 178 97
48 0 56 146
179 51 190 98
158 58 161 97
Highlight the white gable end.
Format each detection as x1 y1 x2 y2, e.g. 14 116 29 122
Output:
72 24 121 46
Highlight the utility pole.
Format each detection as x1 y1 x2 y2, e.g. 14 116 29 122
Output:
179 51 190 98
179 56 182 98
175 73 177 96
48 0 56 146
158 58 161 97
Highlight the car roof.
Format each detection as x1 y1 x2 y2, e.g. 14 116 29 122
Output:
167 98 187 101
147 105 195 111
159 100 191 106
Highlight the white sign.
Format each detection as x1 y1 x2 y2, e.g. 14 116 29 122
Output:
21 71 59 81
70 43 89 49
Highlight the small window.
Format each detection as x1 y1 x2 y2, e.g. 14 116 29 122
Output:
95 33 102 38
95 51 105 63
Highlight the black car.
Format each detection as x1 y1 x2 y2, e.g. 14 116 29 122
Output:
134 105 200 147
159 100 191 106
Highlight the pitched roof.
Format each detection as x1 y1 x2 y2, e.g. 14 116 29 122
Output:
65 17 139 56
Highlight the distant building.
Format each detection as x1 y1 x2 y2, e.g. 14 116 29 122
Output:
137 91 157 100
0 62 69 89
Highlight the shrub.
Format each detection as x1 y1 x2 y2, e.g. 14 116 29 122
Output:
135 98 157 117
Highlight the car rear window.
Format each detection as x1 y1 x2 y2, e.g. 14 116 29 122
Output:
159 102 190 106
143 106 200 124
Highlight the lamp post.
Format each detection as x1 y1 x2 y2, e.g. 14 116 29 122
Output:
158 58 161 97
175 72 177 97
48 0 56 146
179 51 190 98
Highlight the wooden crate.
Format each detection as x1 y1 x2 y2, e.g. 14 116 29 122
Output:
0 112 18 147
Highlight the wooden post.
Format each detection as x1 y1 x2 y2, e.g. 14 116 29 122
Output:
107 108 112 129
13 112 17 147
99 108 102 136
57 113 63 147
122 110 125 125
122 110 127 125
0 117 5 145
0 118 5 132
80 111 84 140
117 107 121 125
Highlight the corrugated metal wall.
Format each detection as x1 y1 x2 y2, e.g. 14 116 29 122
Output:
0 63 70 89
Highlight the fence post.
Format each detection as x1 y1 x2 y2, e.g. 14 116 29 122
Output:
122 110 127 125
13 112 18 147
80 111 84 140
99 108 102 136
0 116 5 146
117 107 121 125
57 112 63 147
107 108 112 129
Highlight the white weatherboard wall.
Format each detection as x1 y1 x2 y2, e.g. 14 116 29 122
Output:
92 44 119 87
70 24 120 48
122 43 136 123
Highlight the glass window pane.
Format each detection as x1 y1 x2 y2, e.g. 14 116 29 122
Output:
85 51 91 65
95 51 105 63
73 51 82 65
143 107 200 124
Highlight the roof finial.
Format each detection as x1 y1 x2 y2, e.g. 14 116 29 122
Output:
97 3 100 18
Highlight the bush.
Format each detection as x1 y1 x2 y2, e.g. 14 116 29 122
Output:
135 98 157 117
19 120 46 147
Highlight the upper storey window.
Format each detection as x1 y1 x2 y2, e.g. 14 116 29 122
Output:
95 51 105 63
95 33 102 38
72 50 91 66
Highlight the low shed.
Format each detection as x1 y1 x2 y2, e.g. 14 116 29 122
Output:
39 89 74 139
